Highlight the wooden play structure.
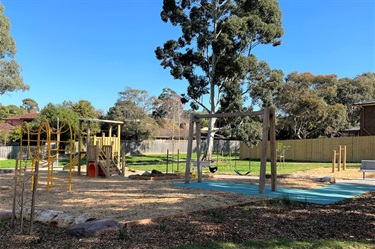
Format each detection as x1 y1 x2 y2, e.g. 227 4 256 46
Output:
77 118 124 177
19 119 75 192
332 145 346 172
184 108 277 194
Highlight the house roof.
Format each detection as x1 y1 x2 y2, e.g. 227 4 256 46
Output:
3 112 38 121
353 100 375 107
0 122 15 131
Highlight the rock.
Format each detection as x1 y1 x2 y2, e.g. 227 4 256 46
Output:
142 171 151 176
16 208 91 228
68 219 121 238
315 176 336 184
0 210 12 219
151 169 162 175
0 169 13 174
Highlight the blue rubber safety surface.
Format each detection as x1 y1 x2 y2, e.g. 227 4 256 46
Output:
174 181 375 205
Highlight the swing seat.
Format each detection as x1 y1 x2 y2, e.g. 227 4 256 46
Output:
209 166 218 173
234 169 250 176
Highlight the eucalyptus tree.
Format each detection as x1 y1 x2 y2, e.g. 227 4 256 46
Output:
21 98 39 113
156 0 283 159
275 72 348 139
107 87 157 141
0 4 29 96
69 100 100 135
335 72 375 126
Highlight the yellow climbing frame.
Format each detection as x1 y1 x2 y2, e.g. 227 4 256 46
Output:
19 119 75 192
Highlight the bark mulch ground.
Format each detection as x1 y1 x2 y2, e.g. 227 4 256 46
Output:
0 168 374 248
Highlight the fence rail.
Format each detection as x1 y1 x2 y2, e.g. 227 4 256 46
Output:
2 136 374 162
240 136 375 162
0 140 240 159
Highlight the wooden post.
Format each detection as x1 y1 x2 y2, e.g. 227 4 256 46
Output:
332 150 336 173
259 108 269 194
117 123 121 169
229 150 232 169
177 149 180 172
86 121 91 175
342 145 347 170
20 170 27 233
338 145 341 171
269 108 277 192
122 152 125 176
95 143 99 177
78 120 83 175
109 124 113 137
102 132 105 147
29 161 39 235
106 150 110 177
11 159 19 228
184 113 195 183
196 118 202 183
166 149 169 174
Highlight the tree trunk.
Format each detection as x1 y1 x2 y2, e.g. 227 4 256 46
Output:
204 117 217 161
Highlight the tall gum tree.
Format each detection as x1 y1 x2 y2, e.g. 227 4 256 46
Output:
155 0 283 160
0 4 29 96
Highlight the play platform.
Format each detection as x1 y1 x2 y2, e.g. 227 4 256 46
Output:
174 180 375 205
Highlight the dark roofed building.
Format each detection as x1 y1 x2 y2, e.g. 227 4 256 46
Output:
353 100 375 136
3 112 38 126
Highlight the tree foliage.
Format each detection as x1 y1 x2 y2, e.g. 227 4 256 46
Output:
153 88 183 120
0 4 29 96
0 104 25 119
36 102 79 131
156 0 284 159
275 72 349 139
107 86 157 141
335 72 375 126
21 98 39 113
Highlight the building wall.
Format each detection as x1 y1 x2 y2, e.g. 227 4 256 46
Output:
361 106 375 136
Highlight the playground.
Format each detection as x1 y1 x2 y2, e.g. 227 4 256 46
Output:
1 113 375 248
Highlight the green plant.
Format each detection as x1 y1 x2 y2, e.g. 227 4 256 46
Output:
239 206 254 218
64 241 75 249
118 226 129 241
0 218 9 229
204 209 226 223
259 200 269 207
159 221 169 233
281 194 293 206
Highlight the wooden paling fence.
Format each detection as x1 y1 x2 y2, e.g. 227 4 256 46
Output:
240 136 375 162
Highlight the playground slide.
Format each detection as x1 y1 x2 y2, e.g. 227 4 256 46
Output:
63 153 86 170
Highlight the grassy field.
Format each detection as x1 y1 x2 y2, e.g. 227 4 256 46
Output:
123 153 361 175
0 153 361 175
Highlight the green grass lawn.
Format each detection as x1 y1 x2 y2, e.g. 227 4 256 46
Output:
0 153 361 175
123 153 361 175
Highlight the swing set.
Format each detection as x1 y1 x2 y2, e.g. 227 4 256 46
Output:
211 114 254 176
184 108 277 194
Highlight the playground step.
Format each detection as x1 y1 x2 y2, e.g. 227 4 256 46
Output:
98 160 122 177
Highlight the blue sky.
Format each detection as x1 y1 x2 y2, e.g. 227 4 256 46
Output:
0 0 374 113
